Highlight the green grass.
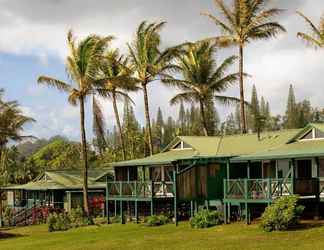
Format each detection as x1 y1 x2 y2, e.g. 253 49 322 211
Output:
1 221 324 250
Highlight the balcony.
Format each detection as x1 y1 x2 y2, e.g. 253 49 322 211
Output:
224 178 293 202
107 181 174 200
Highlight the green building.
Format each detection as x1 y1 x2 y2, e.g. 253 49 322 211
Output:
3 123 324 226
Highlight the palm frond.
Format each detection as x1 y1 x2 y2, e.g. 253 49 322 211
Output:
37 76 71 92
169 91 198 106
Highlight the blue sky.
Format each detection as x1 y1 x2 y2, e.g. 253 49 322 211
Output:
1 0 324 141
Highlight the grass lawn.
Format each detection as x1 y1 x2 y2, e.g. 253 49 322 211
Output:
1 221 324 250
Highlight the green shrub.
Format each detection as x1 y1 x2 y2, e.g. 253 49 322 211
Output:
3 207 14 226
145 214 170 226
69 207 85 228
190 209 223 229
260 195 304 232
47 212 71 232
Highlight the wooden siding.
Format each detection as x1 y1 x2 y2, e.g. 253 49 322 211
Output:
177 164 221 200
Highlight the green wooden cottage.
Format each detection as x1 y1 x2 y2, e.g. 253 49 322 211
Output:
107 123 324 224
3 123 324 226
1 169 113 225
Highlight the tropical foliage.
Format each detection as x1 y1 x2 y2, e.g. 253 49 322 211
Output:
203 0 286 133
163 41 240 136
297 12 324 48
38 31 113 215
96 49 139 160
260 195 304 232
127 21 178 155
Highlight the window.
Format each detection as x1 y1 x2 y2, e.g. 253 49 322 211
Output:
300 128 324 140
172 141 192 150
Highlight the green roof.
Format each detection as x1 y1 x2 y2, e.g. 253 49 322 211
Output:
112 149 200 167
232 139 324 162
3 169 113 191
111 129 302 167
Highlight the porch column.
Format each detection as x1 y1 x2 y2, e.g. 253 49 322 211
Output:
173 165 178 226
106 175 109 224
290 159 296 194
67 191 72 212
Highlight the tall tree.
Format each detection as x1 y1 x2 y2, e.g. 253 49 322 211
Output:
163 41 240 136
249 85 260 132
154 107 164 150
163 116 175 146
37 31 112 215
203 0 286 133
284 84 298 129
128 21 177 155
297 12 324 48
177 102 186 135
122 97 143 160
97 49 139 160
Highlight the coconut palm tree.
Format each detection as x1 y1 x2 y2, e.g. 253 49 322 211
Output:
96 49 140 160
202 0 286 133
297 11 324 48
37 31 112 215
163 41 241 136
127 21 178 155
0 90 35 158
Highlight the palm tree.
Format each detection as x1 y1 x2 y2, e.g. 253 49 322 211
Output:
37 31 112 215
96 49 140 160
202 0 286 133
297 11 324 48
127 21 177 155
0 89 34 227
0 89 35 158
163 41 241 136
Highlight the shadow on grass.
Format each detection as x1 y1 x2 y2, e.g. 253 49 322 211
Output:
0 232 24 240
287 220 324 231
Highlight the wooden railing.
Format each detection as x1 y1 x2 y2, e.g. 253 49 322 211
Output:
224 178 293 201
107 181 174 199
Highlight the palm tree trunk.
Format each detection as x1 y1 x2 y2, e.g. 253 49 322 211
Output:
239 43 247 134
112 91 126 160
142 83 153 155
199 100 209 136
79 96 89 216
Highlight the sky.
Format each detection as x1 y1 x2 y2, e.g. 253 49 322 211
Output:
0 0 323 141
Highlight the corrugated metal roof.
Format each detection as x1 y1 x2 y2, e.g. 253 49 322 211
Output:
232 139 324 162
112 149 200 167
111 129 302 167
3 169 112 190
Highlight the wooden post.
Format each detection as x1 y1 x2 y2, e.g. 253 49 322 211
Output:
245 202 248 224
173 165 178 226
67 191 72 212
223 202 227 224
135 200 138 223
226 160 230 179
106 175 109 224
120 200 125 224
190 200 194 218
291 159 295 194
114 200 117 217
151 180 154 216
0 190 3 228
